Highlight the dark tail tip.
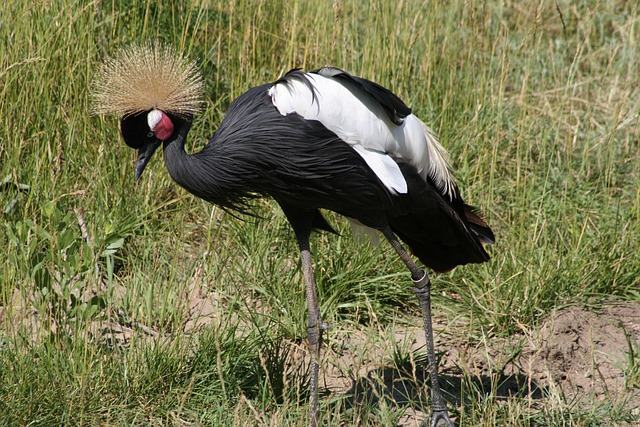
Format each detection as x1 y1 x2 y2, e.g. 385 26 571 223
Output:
464 205 495 245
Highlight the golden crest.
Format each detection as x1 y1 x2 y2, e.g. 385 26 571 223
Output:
92 42 205 117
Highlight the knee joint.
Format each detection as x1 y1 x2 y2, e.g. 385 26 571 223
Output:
412 269 430 288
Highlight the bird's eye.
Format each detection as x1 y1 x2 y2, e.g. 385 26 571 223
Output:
147 131 154 138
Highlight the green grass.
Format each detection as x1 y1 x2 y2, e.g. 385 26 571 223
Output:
1 0 639 425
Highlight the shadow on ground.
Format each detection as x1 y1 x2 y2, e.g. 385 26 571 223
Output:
339 364 544 411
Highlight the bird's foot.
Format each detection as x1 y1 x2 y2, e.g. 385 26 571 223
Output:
428 410 455 427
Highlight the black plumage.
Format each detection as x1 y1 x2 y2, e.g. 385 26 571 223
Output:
155 83 491 272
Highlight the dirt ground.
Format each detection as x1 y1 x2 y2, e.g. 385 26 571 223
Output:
177 284 640 425
319 301 640 425
3 283 640 425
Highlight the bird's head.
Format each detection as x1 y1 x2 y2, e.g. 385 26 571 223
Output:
92 42 204 180
118 108 178 179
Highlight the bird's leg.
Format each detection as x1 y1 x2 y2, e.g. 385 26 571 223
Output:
298 235 326 427
412 272 455 427
382 228 455 427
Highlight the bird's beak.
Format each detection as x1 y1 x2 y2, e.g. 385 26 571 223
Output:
134 140 162 181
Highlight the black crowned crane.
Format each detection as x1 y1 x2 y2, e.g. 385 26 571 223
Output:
92 43 494 427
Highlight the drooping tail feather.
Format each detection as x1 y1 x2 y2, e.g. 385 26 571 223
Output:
463 204 495 245
390 214 491 273
387 161 494 273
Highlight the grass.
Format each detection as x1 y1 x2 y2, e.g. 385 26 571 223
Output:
1 0 639 425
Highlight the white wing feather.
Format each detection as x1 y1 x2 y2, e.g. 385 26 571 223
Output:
351 145 407 193
268 72 456 198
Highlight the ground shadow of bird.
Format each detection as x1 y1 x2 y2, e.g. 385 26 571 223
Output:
334 363 545 419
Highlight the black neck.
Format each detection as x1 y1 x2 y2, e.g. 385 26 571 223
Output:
162 116 217 199
160 117 250 211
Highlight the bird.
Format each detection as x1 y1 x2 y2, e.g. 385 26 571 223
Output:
92 42 494 427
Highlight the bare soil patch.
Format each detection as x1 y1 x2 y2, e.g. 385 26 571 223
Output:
320 301 640 425
3 282 639 425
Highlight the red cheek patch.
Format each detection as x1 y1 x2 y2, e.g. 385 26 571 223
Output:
154 112 174 141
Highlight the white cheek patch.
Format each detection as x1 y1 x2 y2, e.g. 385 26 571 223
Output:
147 109 162 131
